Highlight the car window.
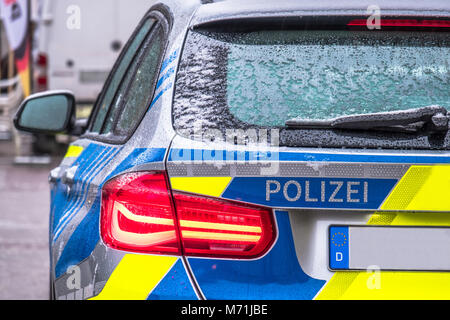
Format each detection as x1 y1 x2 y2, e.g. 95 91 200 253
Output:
174 30 450 127
227 31 450 126
114 26 165 135
90 18 155 133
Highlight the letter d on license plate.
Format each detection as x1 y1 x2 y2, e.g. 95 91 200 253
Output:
329 225 450 271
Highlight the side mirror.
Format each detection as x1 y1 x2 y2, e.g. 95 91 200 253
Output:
14 91 76 135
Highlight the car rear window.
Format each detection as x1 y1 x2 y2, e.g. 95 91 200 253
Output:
173 28 450 149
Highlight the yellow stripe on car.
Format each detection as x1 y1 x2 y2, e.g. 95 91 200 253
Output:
316 165 450 300
64 145 84 158
90 255 177 300
170 176 232 197
381 165 450 212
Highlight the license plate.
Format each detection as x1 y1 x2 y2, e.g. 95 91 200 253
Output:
329 225 450 271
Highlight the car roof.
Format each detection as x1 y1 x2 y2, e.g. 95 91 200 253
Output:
187 0 450 27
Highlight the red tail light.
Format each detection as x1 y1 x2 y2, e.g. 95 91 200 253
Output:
35 53 48 92
101 172 276 259
37 53 48 67
37 76 48 87
174 192 275 259
101 172 181 255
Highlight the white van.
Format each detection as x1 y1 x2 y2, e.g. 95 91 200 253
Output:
34 0 155 103
0 19 23 140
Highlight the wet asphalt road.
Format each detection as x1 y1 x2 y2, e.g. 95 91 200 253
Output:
0 139 61 300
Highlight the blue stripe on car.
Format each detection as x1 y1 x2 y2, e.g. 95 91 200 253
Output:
147 49 179 111
187 211 326 300
55 146 113 231
52 144 109 237
156 66 175 90
160 49 178 73
149 82 173 110
53 146 118 242
147 259 198 300
54 148 166 278
169 148 450 164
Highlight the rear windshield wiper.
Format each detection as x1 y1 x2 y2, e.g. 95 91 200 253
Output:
285 106 449 134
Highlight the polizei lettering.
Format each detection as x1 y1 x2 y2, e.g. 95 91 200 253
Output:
266 179 368 204
221 177 398 210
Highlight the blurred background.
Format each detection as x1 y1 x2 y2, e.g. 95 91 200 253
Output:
0 0 154 299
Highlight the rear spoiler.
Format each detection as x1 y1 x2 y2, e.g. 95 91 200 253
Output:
191 0 450 29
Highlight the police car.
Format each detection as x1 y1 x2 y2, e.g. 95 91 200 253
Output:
14 0 450 300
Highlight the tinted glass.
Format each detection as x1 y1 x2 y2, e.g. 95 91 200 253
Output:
174 30 450 128
115 26 164 135
91 18 155 133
